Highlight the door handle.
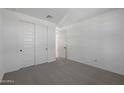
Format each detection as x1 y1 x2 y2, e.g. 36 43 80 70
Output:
46 48 48 51
64 47 66 49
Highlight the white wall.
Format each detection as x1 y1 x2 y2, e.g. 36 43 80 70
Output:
61 9 124 75
0 9 4 81
3 11 21 72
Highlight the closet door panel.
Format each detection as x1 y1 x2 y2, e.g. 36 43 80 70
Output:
18 21 35 68
48 26 56 62
35 24 48 65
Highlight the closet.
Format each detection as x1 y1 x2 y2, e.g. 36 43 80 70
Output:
3 9 56 72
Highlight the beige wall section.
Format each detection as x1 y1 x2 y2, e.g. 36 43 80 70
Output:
61 9 124 75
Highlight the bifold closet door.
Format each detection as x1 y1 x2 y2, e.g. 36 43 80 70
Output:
35 24 48 65
18 21 35 68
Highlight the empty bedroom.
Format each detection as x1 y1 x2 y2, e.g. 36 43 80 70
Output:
0 8 124 85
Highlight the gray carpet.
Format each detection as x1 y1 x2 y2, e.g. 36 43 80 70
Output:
1 58 124 85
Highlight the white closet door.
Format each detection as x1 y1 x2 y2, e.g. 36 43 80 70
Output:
48 26 56 62
35 24 48 65
18 21 35 68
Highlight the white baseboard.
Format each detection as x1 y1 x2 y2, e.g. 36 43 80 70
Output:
48 58 56 62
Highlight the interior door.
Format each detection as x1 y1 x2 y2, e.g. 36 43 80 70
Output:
18 20 35 68
35 24 48 65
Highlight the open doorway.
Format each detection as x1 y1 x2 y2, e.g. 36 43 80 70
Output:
56 27 67 62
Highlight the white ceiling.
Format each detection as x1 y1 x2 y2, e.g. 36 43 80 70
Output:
7 8 117 27
7 8 69 24
58 8 117 27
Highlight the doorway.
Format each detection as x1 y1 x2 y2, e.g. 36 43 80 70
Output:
56 28 67 62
